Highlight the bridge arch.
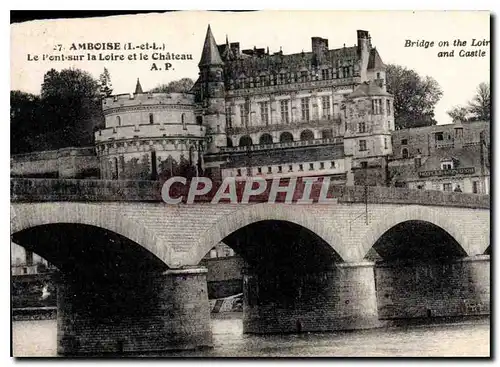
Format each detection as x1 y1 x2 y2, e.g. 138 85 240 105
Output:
361 205 470 259
11 202 169 268
190 203 346 265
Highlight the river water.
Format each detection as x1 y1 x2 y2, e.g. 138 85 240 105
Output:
12 314 490 357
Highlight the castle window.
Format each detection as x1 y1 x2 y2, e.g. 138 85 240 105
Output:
280 131 294 143
472 181 479 194
343 66 350 78
239 135 253 147
278 165 282 173
240 103 249 127
377 72 381 79
299 164 303 171
196 116 203 125
359 139 367 151
226 106 233 128
386 99 391 114
321 96 331 118
259 101 269 126
309 163 314 170
358 122 366 133
414 157 421 168
181 114 187 130
402 148 409 158
360 161 368 169
259 133 273 145
401 139 408 145
288 164 293 172
237 168 242 176
321 69 330 80
280 100 290 124
149 113 154 124
300 129 314 141
116 116 121 126
441 160 453 170
257 167 262 174
278 73 286 85
300 71 308 82
372 99 382 115
319 162 325 170
331 161 336 168
260 75 267 87
442 183 452 192
301 97 310 121
267 166 272 173
384 137 388 149
435 132 444 141
388 121 391 130
455 127 464 138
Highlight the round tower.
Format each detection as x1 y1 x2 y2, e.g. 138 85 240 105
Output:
95 80 205 180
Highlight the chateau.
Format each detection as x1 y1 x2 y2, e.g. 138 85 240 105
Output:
95 26 394 187
11 26 490 195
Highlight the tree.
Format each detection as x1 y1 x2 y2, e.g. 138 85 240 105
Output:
468 82 490 121
99 67 113 98
10 91 43 153
386 64 443 129
446 82 490 122
447 106 473 123
149 78 194 93
40 68 103 148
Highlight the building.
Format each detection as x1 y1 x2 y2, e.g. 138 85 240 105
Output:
93 26 394 186
389 120 490 194
10 25 489 194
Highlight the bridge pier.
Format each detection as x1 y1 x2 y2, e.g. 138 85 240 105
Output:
56 267 212 356
242 261 379 334
375 255 490 319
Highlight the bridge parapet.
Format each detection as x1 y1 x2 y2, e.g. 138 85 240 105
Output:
10 178 490 209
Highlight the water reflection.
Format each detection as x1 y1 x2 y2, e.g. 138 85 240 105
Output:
12 313 490 357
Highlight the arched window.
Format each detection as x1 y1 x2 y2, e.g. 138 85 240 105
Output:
259 133 273 145
300 129 314 141
239 135 253 147
181 114 186 130
116 116 121 126
279 132 294 143
402 148 409 159
149 113 154 124
226 137 233 147
112 157 118 180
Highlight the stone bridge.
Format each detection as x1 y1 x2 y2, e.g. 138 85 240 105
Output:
10 178 491 355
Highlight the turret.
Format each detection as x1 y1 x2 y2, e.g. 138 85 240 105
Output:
134 78 143 94
197 25 227 155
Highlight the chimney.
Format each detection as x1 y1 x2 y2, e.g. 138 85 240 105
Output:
357 30 370 56
312 37 329 65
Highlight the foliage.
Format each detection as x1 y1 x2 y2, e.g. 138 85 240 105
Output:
99 67 113 98
149 78 194 93
386 64 443 129
447 82 490 123
11 68 104 154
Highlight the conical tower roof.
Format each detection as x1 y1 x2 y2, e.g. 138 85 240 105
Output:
134 78 143 94
198 25 223 67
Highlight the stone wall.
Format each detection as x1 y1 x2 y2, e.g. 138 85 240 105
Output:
57 268 212 355
243 262 379 333
375 256 490 319
11 147 99 179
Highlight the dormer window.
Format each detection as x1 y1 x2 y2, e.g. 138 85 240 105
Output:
441 160 454 170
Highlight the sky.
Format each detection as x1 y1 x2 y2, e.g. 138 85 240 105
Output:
11 10 490 125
